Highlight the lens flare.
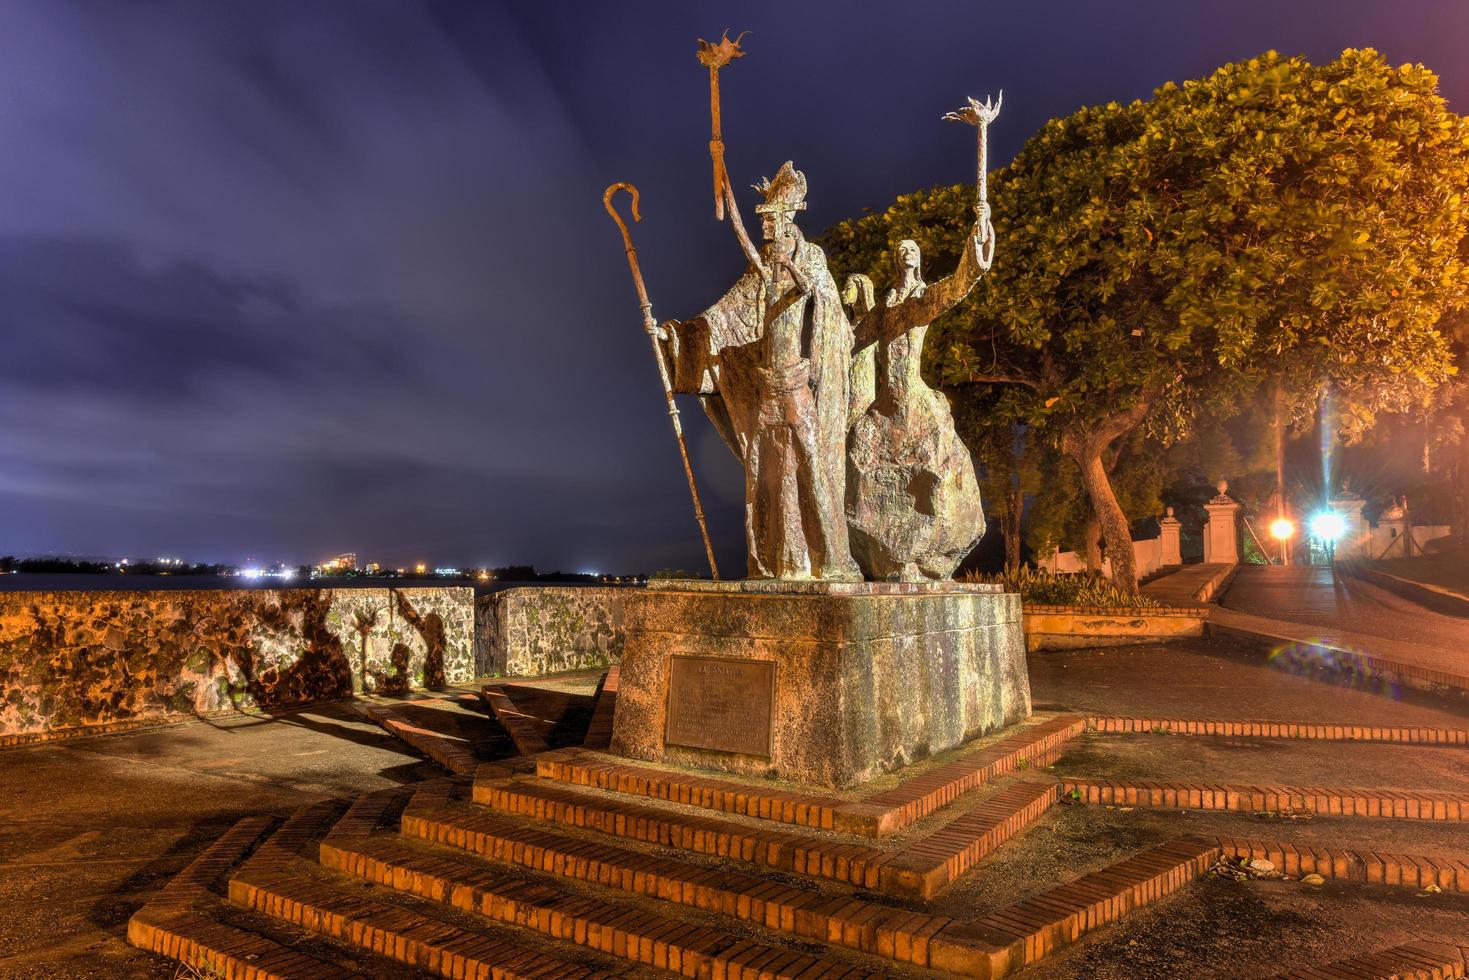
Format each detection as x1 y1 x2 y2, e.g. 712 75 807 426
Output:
1269 518 1295 541
1309 511 1346 542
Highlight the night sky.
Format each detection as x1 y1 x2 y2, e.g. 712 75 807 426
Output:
3 1 1466 572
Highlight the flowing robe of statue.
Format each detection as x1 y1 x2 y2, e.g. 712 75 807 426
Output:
845 232 988 581
662 237 860 580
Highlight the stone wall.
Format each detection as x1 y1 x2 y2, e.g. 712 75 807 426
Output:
0 587 474 739
476 587 629 677
1021 603 1207 652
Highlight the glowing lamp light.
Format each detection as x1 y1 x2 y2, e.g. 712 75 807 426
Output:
1269 517 1295 541
1309 511 1346 542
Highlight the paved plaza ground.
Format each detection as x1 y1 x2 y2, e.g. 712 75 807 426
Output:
4 572 1469 977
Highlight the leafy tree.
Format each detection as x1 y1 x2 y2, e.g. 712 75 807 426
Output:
826 49 1469 590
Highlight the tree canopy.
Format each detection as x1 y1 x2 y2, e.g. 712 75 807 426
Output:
824 48 1469 588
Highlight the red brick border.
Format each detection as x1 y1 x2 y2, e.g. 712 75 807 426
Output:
1087 714 1469 745
1061 777 1469 820
1268 940 1468 979
1214 836 1469 892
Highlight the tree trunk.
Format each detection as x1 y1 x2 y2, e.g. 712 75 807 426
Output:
1074 445 1139 592
1003 489 1023 571
1460 438 1469 546
1082 511 1102 573
1062 401 1152 594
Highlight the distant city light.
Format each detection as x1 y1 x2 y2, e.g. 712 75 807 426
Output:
1309 511 1346 542
1269 517 1295 541
241 567 264 579
414 562 427 575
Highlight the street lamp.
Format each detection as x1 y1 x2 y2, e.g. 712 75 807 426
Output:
1309 511 1346 562
1269 517 1295 566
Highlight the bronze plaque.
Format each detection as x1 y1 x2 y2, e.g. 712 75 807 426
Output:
665 655 776 757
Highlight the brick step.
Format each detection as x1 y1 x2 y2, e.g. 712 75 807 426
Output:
1269 939 1469 979
1061 777 1469 820
933 836 1223 977
319 831 893 978
230 863 623 979
399 788 961 971
474 775 892 890
878 780 1058 900
583 666 620 750
128 814 368 980
849 715 1083 834
1086 714 1469 745
227 794 628 979
478 769 1063 901
1215 836 1469 892
538 714 1084 838
536 747 850 833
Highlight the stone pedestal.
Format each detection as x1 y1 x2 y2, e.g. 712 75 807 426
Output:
1159 507 1183 566
609 580 1031 789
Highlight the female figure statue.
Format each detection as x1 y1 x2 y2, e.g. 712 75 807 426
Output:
844 223 991 580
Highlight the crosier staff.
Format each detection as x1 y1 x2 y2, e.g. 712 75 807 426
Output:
943 91 1002 267
603 182 720 579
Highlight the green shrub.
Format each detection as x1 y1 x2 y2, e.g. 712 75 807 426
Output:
960 567 1158 609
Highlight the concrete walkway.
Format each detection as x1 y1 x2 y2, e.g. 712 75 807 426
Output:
1211 565 1469 692
1141 563 1234 605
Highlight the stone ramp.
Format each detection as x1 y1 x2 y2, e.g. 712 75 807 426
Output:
583 665 620 749
482 681 599 755
365 692 514 774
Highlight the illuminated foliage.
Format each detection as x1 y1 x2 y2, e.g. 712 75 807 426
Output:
825 49 1469 589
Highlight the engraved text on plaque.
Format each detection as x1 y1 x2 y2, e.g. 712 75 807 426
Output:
664 655 775 757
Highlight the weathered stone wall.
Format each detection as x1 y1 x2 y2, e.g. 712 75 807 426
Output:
1022 604 1207 652
475 587 629 677
0 587 474 738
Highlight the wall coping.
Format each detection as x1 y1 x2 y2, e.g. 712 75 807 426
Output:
1022 603 1207 617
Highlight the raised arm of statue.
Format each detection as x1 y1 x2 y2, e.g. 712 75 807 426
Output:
852 217 990 352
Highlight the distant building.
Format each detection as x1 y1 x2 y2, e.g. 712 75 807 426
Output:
315 552 359 575
364 562 382 574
